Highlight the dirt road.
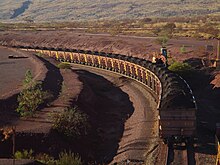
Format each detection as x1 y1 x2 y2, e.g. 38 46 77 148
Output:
0 46 45 99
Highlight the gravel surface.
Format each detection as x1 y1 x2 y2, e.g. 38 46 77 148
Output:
0 47 45 100
0 31 219 164
0 31 218 61
72 64 159 164
0 47 33 99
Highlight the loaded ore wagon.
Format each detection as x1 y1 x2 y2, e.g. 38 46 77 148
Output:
15 45 197 144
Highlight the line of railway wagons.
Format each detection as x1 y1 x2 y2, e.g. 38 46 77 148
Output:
15 46 197 143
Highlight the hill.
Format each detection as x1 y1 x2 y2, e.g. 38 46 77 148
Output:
0 0 220 22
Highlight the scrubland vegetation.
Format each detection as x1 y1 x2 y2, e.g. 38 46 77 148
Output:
168 61 193 76
52 107 89 139
0 0 219 40
0 0 220 21
0 1 219 163
15 149 83 165
0 15 219 40
57 62 71 69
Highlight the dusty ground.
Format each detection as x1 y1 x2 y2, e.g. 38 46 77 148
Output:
0 46 44 100
0 30 218 61
0 52 82 131
0 30 220 164
0 47 48 129
0 52 159 164
72 64 159 164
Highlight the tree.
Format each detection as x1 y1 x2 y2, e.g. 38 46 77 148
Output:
16 70 50 117
164 23 176 30
16 83 48 117
161 22 176 38
23 69 33 85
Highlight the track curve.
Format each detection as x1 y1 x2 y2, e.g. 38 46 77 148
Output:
72 63 159 163
7 45 197 163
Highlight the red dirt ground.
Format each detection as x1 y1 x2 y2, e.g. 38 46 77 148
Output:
0 30 219 164
0 30 218 61
0 46 45 100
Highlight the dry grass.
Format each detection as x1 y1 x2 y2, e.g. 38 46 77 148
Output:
0 0 220 22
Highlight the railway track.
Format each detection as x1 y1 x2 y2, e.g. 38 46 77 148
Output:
8 46 197 164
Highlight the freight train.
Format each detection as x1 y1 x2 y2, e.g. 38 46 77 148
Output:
14 46 197 143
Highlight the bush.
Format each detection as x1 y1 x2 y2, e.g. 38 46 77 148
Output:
35 153 55 164
57 151 82 165
15 149 33 159
180 45 186 54
152 27 161 36
23 70 33 85
35 52 44 57
168 61 192 76
52 107 89 138
16 82 50 117
57 62 71 69
16 70 51 117
155 35 169 46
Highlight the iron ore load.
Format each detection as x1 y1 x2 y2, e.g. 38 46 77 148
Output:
14 45 197 143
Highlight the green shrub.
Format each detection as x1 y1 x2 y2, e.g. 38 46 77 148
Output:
57 62 71 69
16 82 50 117
15 149 33 159
155 35 169 46
57 151 82 165
180 45 186 54
35 153 55 164
16 70 51 117
35 52 44 57
52 107 89 138
36 152 82 165
168 61 192 76
23 69 33 85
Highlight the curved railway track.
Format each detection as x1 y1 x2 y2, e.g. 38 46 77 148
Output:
72 64 159 163
9 45 197 163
